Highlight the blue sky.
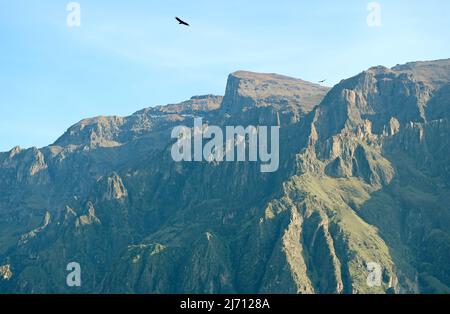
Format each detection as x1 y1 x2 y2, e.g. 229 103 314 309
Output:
1 0 449 151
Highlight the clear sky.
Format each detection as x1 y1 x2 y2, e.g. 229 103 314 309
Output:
1 0 450 151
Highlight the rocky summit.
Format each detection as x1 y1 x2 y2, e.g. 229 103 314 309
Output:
1 60 450 293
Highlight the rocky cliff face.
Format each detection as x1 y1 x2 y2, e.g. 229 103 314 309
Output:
222 71 329 126
1 60 450 293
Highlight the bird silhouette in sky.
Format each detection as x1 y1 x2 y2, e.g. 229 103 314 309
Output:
318 79 326 83
175 17 190 26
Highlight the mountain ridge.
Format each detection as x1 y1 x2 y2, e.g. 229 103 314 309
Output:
1 59 450 293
